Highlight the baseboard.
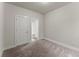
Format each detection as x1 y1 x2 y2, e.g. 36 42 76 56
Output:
0 49 3 57
3 41 31 51
45 38 79 52
3 45 16 51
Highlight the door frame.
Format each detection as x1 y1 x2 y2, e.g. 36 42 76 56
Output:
31 17 39 41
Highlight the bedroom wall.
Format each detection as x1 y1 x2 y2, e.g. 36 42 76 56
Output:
3 3 44 50
0 2 4 56
44 3 79 48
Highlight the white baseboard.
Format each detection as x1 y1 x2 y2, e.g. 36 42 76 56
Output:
3 45 16 51
45 38 79 52
0 49 3 57
3 41 31 51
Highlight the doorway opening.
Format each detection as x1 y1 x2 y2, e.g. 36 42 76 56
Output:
31 18 39 41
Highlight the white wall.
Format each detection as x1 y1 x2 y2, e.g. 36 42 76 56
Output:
3 3 44 50
45 3 79 48
0 2 4 56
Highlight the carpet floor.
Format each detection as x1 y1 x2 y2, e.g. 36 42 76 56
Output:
2 39 79 57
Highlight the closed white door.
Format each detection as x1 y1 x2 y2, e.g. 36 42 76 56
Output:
15 15 29 46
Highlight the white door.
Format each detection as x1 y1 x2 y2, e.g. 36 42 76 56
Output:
15 15 30 46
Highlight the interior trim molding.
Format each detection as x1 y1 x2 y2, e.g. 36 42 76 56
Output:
3 41 31 52
3 45 16 51
44 38 79 52
0 49 3 57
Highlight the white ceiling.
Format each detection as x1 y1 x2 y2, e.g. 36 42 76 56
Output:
7 2 71 14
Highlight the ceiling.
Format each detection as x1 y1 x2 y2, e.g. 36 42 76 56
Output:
7 2 71 14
